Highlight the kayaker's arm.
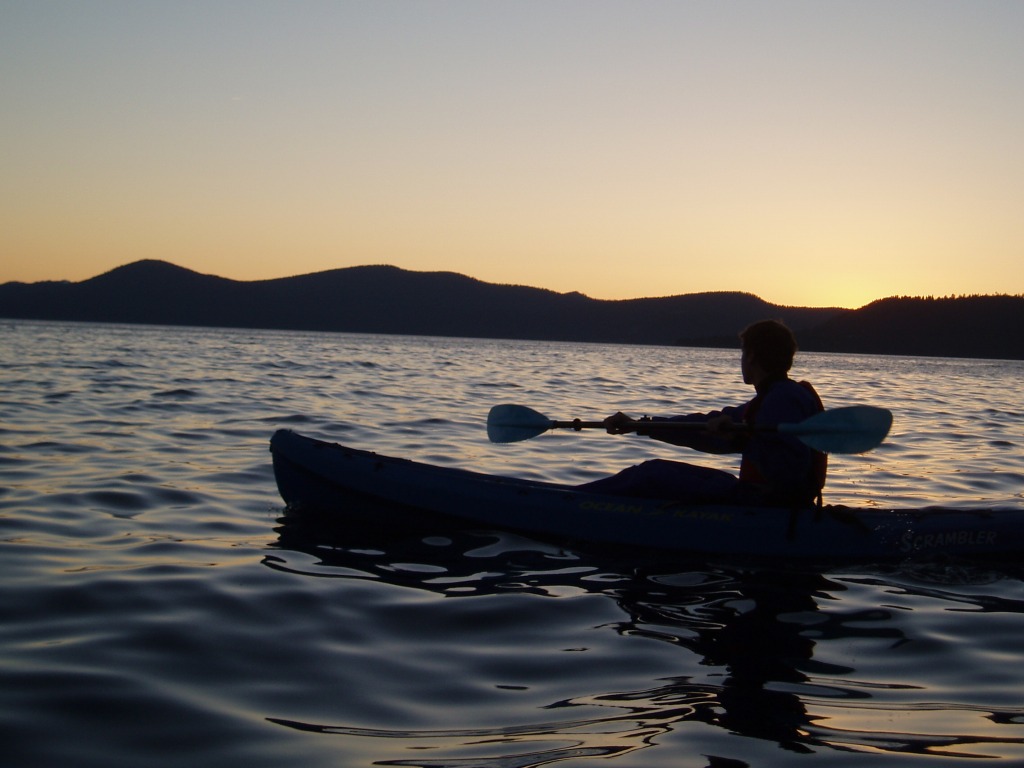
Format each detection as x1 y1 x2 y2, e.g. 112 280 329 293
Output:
603 409 746 454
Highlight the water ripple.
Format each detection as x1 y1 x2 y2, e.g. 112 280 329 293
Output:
2 322 1023 767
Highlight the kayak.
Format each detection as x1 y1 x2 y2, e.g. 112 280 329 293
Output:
270 429 1024 562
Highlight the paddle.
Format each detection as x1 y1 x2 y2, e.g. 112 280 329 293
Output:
487 403 892 454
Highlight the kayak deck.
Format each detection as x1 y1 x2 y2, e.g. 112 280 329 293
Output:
270 429 1024 561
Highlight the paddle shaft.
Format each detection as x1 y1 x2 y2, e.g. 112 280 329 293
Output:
551 419 611 431
487 403 893 453
550 418 767 434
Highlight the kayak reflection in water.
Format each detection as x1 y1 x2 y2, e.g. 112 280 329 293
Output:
578 319 828 508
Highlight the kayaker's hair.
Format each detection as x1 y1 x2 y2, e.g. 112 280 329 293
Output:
740 319 798 375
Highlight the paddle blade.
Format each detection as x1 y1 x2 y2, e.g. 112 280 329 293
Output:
781 405 893 454
487 404 555 443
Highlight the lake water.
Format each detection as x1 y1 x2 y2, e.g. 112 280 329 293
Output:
2 320 1023 767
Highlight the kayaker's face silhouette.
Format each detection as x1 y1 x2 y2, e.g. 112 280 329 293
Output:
741 347 766 387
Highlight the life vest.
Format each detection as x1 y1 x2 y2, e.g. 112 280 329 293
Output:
739 380 828 507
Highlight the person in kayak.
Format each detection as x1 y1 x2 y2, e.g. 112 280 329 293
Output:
578 319 827 507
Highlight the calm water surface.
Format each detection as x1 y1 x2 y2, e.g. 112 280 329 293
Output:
2 321 1023 767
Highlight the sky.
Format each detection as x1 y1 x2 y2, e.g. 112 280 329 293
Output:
2 1 1023 309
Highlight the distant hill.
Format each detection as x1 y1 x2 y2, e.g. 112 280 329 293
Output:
678 294 1024 360
0 260 837 345
1 260 1022 359
798 295 1024 360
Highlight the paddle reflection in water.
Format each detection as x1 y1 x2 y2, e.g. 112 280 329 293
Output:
265 503 1024 766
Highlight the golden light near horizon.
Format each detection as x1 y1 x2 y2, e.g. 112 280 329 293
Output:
2 2 1023 310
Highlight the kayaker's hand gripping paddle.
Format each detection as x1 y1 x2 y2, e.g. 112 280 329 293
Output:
487 404 893 454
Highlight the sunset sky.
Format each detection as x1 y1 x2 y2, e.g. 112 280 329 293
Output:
3 1 1022 308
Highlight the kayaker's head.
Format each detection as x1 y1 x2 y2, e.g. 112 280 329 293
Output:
740 319 797 386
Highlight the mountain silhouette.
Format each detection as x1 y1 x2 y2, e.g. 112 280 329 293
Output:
2 260 1021 359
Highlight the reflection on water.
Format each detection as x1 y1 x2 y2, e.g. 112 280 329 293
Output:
269 509 1024 765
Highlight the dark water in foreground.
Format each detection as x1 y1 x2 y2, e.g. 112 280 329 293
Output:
2 321 1023 767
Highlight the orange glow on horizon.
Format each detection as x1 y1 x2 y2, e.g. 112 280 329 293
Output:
2 3 1022 311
